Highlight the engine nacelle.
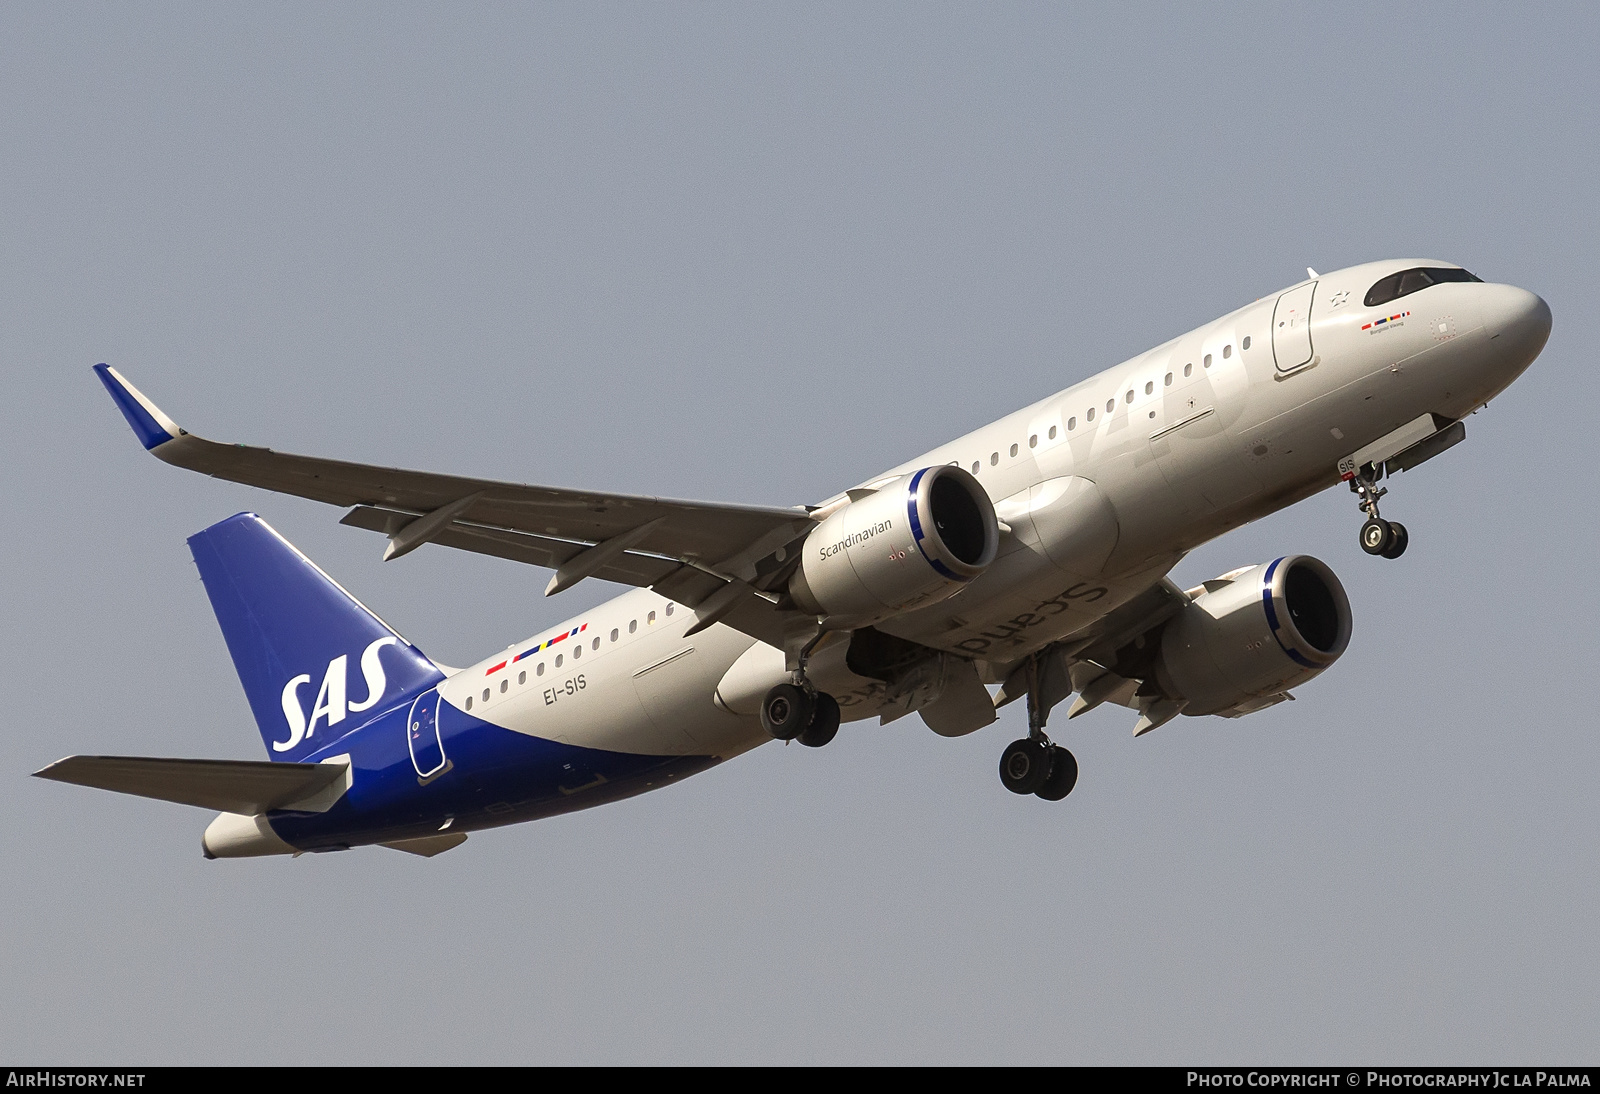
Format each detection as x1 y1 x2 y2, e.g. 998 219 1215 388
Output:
790 466 999 625
1156 555 1352 717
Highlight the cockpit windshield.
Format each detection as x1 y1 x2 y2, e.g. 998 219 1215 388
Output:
1364 266 1483 308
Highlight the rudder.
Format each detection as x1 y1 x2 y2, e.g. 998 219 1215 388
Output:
189 513 444 761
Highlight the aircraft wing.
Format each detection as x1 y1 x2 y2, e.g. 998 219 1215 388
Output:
95 366 818 645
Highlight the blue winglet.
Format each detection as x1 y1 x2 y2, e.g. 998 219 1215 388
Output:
93 363 179 450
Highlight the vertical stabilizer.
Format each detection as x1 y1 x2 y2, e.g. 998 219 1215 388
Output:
189 513 444 761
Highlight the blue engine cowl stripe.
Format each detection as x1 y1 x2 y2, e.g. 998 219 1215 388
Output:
1261 557 1316 669
905 468 967 582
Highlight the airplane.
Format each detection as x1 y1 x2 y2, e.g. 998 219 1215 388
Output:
36 259 1551 859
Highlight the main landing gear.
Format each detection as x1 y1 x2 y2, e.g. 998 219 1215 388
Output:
999 737 1078 800
761 627 841 748
1351 465 1408 559
998 656 1079 801
760 683 841 748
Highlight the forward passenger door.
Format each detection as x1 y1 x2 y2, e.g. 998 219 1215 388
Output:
1272 282 1317 373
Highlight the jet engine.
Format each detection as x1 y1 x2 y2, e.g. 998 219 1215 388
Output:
789 466 999 626
1155 555 1352 716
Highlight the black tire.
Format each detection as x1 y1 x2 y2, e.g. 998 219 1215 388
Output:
797 692 841 748
761 683 814 741
999 738 1051 795
1360 518 1393 555
1381 521 1409 559
1035 746 1079 801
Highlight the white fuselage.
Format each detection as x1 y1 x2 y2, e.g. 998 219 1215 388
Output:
442 259 1549 763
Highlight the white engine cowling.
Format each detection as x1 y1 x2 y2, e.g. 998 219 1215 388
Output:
790 466 999 625
1156 555 1352 717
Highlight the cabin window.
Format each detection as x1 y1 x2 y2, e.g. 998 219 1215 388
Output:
1223 344 1232 359
1144 381 1154 395
537 662 546 676
555 654 563 667
518 671 526 685
1105 399 1115 413
1242 336 1252 350
592 637 601 650
1049 425 1058 439
648 611 656 624
465 696 473 710
481 688 490 702
1164 372 1173 386
1086 408 1095 422
500 679 508 693
1067 417 1076 430
1203 354 1212 368
572 645 581 659
629 619 637 634
1028 434 1037 448
1184 363 1193 377
1009 443 1018 457
971 461 980 473
990 452 998 466
665 604 674 616
1125 390 1134 404
610 628 619 642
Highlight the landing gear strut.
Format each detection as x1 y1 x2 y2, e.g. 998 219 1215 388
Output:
761 627 842 747
998 655 1078 800
1351 465 1408 559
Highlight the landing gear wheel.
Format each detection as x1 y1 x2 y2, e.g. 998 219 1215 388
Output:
797 692 840 748
761 683 814 741
1035 746 1079 801
1360 518 1394 556
999 738 1052 795
1381 521 1409 559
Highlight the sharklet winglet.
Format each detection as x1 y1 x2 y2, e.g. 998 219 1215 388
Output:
92 364 183 451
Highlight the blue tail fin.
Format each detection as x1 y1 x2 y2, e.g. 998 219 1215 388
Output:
189 513 445 761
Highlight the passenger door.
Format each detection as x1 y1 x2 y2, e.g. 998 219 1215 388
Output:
1272 282 1317 373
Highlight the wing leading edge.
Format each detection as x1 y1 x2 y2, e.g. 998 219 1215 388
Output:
93 365 818 645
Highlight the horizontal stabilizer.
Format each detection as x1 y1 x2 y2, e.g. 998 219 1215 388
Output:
33 755 350 815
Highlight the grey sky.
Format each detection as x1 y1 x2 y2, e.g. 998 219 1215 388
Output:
3 3 1595 1064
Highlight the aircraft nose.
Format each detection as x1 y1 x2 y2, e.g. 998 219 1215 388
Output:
1483 284 1552 359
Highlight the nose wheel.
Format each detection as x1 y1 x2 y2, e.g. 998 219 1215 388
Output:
1360 517 1409 559
1351 466 1408 559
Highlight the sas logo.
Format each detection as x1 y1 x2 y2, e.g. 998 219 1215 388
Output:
276 636 399 753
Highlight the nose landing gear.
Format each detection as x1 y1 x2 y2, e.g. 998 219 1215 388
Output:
1351 466 1408 559
997 656 1079 801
